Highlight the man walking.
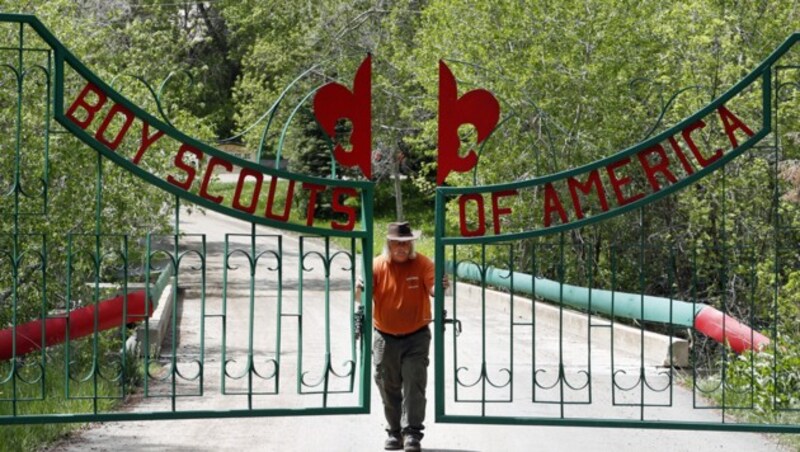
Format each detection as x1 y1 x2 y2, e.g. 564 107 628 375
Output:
366 221 446 451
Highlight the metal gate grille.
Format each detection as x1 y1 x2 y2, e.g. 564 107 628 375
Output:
0 14 373 424
433 33 800 433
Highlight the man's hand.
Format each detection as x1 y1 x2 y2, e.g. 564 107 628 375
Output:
430 274 450 297
355 277 364 301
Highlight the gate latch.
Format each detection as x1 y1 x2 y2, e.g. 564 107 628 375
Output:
354 304 365 341
442 309 462 336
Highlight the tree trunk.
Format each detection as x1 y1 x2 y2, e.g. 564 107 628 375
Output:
392 154 404 221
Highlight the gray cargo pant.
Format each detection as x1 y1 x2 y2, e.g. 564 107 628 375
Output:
372 325 431 439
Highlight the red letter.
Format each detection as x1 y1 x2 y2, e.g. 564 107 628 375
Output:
682 120 721 167
667 136 695 175
567 169 609 220
458 194 486 237
543 183 568 227
606 157 644 206
199 156 234 204
717 105 754 148
313 56 372 179
167 144 203 190
437 61 500 185
65 83 107 129
302 182 326 226
132 122 165 164
265 177 296 222
491 189 517 234
637 144 677 192
232 167 263 213
94 103 135 150
332 187 358 231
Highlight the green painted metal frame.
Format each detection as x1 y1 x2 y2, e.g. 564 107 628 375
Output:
433 33 800 432
0 14 374 424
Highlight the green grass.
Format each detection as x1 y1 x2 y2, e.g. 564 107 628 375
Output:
0 340 141 451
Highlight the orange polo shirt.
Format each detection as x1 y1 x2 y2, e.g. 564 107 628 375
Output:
372 253 435 335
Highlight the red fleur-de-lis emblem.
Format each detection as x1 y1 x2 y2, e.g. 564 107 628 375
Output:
437 60 500 185
313 55 372 179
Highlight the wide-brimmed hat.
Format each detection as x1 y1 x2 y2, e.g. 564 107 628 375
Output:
386 221 421 241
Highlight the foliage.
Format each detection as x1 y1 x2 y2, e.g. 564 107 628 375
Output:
723 335 800 414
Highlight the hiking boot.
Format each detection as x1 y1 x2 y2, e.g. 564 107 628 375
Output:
403 434 421 452
384 432 403 450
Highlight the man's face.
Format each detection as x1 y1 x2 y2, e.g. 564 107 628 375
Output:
388 240 413 263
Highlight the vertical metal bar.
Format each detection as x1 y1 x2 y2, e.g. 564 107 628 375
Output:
221 234 229 395
770 66 780 413
248 225 257 408
720 159 728 419
38 235 48 399
170 196 179 411
144 233 152 396
199 232 206 395
275 235 283 394
360 184 373 410
610 240 617 406
297 237 305 394
40 49 51 215
586 230 594 404
763 64 772 134
120 236 128 397
531 238 537 402
691 244 699 408
638 207 645 419
667 244 675 405
10 21 23 417
348 238 356 375
450 244 459 402
53 34 63 117
433 188 446 420
93 152 103 414
348 237 357 392
65 235 73 399
558 231 565 418
748 246 757 408
480 243 487 416
508 244 515 401
323 236 331 408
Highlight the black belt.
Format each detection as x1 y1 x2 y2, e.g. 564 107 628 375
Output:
375 325 429 338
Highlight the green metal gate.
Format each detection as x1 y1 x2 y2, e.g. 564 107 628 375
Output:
0 14 373 424
5 11 800 435
433 33 800 432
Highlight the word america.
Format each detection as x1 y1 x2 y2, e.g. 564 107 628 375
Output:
65 83 360 231
457 105 755 237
